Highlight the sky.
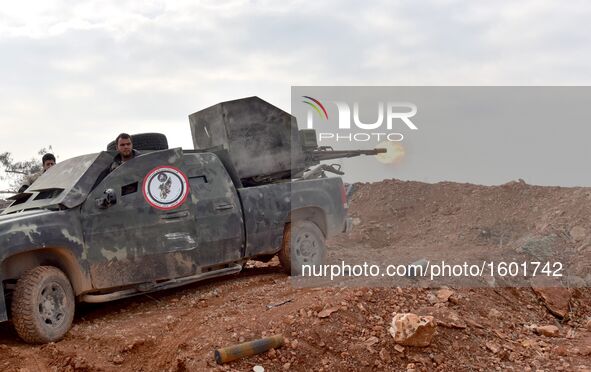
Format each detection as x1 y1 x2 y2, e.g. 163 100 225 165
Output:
2 0 591 192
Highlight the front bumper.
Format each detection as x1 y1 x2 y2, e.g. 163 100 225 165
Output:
0 282 6 322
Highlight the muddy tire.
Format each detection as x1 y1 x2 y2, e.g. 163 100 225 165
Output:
106 132 168 151
279 221 326 276
11 266 75 344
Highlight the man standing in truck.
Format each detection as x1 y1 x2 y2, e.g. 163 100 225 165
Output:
18 153 57 192
110 133 140 171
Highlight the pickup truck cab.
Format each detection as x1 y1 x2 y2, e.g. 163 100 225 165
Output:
0 146 348 343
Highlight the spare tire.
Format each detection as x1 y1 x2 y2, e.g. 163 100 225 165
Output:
107 133 168 151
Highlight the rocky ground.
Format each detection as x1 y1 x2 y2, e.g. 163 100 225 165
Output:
0 179 590 371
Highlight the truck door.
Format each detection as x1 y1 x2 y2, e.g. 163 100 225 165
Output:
81 148 198 289
182 152 245 268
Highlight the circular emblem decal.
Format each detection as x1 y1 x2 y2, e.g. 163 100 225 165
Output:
142 166 189 210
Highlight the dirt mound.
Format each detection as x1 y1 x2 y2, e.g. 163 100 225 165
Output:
0 179 590 371
333 179 591 287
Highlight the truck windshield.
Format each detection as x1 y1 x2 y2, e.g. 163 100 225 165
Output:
2 152 115 213
27 153 101 193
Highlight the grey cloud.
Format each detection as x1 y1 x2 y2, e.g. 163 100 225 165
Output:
1 1 591 190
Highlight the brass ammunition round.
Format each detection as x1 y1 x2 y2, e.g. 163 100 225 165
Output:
214 334 284 364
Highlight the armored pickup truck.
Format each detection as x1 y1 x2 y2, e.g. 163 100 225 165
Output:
0 97 383 343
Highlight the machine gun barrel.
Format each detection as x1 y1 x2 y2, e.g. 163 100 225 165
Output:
310 148 386 162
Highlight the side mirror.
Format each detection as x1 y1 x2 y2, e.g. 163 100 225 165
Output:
96 188 117 209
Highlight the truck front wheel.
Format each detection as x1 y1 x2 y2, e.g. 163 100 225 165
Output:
11 266 75 344
279 221 326 276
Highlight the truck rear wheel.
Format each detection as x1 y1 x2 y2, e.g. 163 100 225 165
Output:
279 221 326 276
11 266 75 344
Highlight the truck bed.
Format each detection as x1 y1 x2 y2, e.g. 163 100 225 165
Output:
238 177 347 258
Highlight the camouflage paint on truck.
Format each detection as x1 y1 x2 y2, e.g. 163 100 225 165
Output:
0 147 347 323
81 148 246 289
239 179 346 258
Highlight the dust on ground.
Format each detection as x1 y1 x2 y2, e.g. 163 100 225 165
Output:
1 179 590 371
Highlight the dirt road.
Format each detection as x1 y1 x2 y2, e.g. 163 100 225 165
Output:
1 179 590 371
